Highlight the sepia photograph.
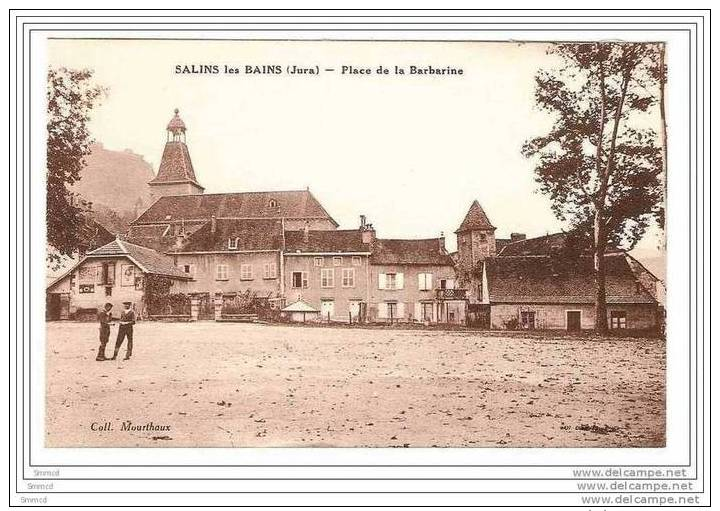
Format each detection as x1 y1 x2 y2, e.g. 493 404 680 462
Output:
44 38 667 449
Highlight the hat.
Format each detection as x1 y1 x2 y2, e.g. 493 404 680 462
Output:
122 301 132 306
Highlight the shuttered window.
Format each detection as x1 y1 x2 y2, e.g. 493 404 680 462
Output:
418 273 433 291
321 268 334 288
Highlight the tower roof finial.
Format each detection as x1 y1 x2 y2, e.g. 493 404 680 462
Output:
167 108 186 133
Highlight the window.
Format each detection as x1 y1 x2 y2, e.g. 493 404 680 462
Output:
439 278 455 290
268 199 278 208
333 256 343 266
418 273 433 291
183 264 193 275
520 311 536 329
352 256 362 266
215 264 229 281
341 268 355 288
105 286 112 297
240 264 253 280
101 262 115 286
379 272 404 290
291 271 309 289
263 262 277 279
314 257 324 267
320 268 334 288
228 238 239 250
479 233 487 241
610 310 627 329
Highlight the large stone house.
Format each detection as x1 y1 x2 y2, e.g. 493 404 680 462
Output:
453 202 663 331
47 109 662 331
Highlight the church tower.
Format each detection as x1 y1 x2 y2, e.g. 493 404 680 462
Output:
455 200 496 273
148 109 205 200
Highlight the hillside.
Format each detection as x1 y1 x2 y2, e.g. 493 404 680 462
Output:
72 143 155 232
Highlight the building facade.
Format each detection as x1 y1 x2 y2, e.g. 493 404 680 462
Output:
47 109 661 331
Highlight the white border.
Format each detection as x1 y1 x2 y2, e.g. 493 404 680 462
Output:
9 10 706 507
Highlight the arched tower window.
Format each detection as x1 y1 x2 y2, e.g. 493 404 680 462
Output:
268 199 278 208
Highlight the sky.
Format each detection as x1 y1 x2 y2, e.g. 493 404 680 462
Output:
48 39 663 255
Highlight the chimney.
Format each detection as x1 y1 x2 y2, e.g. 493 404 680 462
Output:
211 215 217 233
359 214 367 229
303 221 310 243
361 223 376 245
510 232 526 242
439 231 446 252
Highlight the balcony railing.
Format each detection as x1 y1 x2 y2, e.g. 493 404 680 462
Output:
435 288 468 300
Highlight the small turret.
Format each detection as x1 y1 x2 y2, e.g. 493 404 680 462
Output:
455 200 496 271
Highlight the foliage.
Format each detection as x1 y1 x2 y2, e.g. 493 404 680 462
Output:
522 43 664 249
221 291 279 320
522 42 665 332
47 67 106 265
144 276 190 315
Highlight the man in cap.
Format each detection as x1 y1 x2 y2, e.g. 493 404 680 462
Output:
111 301 136 361
96 302 114 361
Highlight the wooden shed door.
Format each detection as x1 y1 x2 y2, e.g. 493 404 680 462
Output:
566 311 581 331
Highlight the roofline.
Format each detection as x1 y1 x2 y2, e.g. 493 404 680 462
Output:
376 237 446 242
495 231 567 255
148 179 205 189
171 249 280 255
46 255 87 290
133 216 335 225
136 189 326 198
285 251 371 256
370 261 455 266
304 188 339 228
490 299 657 305
624 252 662 283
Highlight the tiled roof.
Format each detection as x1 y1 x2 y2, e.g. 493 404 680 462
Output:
485 254 657 304
177 218 284 252
167 109 186 132
148 142 202 187
455 200 495 233
125 222 205 252
134 190 338 226
282 299 319 313
86 238 191 279
285 229 369 253
498 232 576 256
371 238 454 266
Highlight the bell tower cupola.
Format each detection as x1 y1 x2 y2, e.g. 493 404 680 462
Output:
148 108 204 200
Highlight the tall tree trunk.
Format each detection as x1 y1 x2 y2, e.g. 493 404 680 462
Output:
593 209 608 334
659 43 668 250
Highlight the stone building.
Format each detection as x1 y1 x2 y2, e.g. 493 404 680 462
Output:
47 109 661 331
452 200 663 331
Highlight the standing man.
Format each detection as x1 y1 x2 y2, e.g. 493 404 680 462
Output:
111 301 136 361
96 302 113 361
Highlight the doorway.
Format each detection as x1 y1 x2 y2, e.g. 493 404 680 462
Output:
566 310 582 331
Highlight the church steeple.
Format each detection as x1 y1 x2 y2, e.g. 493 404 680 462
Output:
148 108 204 200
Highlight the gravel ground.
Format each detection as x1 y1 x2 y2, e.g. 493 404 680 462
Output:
45 321 665 448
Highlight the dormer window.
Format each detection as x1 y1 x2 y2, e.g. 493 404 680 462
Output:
268 199 278 208
228 237 240 250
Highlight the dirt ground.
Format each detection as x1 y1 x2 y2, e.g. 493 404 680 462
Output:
45 322 665 448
